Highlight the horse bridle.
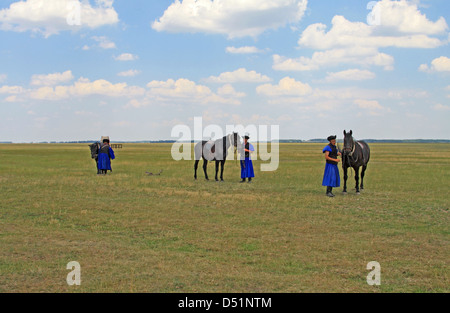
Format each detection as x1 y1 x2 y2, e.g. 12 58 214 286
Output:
343 138 358 164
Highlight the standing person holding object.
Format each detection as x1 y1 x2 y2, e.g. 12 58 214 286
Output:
97 136 115 175
240 133 255 183
322 135 341 197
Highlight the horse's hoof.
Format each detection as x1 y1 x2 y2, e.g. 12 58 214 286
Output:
356 192 361 195
343 192 347 195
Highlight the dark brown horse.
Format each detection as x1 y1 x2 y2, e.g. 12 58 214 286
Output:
194 132 240 181
88 141 101 174
342 130 370 194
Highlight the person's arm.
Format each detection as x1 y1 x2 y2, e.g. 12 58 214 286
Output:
325 151 340 163
245 144 255 153
109 147 115 160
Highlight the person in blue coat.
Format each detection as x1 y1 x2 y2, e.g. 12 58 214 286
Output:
97 138 115 175
240 134 255 183
322 135 341 197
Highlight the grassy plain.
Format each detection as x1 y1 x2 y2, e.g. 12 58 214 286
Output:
0 143 448 292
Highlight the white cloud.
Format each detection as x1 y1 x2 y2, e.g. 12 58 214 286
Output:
256 77 312 96
275 1 448 72
374 0 448 35
354 99 391 116
146 78 240 105
0 0 119 37
325 69 376 82
92 36 116 49
117 70 141 77
152 0 308 38
31 70 74 86
29 77 145 100
298 15 445 51
114 53 139 61
432 103 450 111
205 68 271 83
419 56 450 72
226 46 266 54
354 99 384 110
273 49 394 72
0 85 25 94
217 84 245 98
124 98 150 109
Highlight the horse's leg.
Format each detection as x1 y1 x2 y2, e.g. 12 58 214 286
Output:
355 167 360 194
203 158 209 180
194 160 199 180
360 165 367 190
220 160 225 181
343 166 348 193
215 160 219 181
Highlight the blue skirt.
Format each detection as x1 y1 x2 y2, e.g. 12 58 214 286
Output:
322 163 340 187
240 158 254 178
97 153 112 170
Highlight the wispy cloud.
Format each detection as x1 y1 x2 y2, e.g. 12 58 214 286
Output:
117 70 141 77
205 68 271 83
324 69 376 82
31 70 74 86
114 53 139 61
226 46 267 54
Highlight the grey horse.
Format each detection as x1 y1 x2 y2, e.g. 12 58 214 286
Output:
194 132 241 181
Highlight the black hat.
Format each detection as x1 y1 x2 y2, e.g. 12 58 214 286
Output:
327 135 336 141
244 132 250 139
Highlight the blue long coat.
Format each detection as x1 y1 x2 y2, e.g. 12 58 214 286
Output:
322 145 340 187
97 145 115 171
240 143 255 179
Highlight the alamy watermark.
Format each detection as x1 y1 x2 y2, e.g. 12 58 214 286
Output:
367 1 382 26
67 261 81 286
67 1 81 26
366 261 381 286
171 117 279 172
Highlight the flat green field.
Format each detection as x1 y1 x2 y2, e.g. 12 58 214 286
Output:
0 143 448 292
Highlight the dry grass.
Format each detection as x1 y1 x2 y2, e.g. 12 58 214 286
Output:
0 143 449 292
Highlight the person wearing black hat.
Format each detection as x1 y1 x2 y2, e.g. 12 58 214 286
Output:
97 138 115 175
322 135 341 197
240 133 255 183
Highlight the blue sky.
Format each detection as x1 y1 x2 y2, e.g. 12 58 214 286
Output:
0 0 449 142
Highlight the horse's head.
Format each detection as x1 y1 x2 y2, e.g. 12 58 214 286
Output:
343 130 355 156
88 142 100 159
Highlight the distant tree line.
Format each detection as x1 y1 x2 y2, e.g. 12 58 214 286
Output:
1 139 449 144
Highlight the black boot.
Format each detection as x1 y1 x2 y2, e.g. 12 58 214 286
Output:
248 177 252 183
329 187 335 197
240 178 246 183
326 186 334 197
